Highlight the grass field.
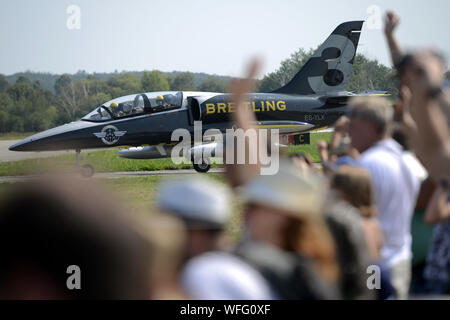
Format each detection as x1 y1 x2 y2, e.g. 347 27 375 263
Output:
0 132 36 141
0 132 331 176
287 131 331 162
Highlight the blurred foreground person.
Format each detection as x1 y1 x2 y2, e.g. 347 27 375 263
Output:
330 166 382 262
329 165 394 299
348 96 420 299
236 161 341 299
145 213 187 299
423 182 450 295
225 59 266 188
0 177 153 299
317 116 359 174
384 10 450 180
158 177 232 258
157 176 275 299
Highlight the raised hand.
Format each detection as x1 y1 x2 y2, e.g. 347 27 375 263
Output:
229 58 261 131
225 58 263 187
334 115 350 134
384 11 400 36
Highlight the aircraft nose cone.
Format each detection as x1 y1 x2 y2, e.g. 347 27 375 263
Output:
8 120 100 152
9 139 32 151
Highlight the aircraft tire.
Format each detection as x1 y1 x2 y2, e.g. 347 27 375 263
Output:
193 159 211 173
80 164 95 178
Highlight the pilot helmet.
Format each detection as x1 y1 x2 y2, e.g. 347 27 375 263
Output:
110 102 119 109
156 95 164 105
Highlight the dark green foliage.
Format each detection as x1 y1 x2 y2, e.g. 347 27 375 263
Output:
141 71 170 92
197 76 228 93
258 48 315 92
0 74 9 93
170 72 196 91
347 54 398 97
0 80 58 132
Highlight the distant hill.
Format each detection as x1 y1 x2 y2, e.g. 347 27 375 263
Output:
5 70 231 93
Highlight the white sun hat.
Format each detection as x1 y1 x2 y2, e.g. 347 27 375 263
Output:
157 176 231 229
241 160 326 218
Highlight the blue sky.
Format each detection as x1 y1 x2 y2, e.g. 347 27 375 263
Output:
1 0 449 77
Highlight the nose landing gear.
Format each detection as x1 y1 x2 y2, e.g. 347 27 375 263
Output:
76 149 95 178
192 157 211 173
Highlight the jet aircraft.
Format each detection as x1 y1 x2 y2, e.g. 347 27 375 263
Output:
9 20 385 175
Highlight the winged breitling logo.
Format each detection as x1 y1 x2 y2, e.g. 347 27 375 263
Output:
93 125 127 145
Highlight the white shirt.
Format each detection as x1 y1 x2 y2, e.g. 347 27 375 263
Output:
359 139 420 268
403 151 428 182
181 252 277 300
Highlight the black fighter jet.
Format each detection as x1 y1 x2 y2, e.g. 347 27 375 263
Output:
9 20 386 175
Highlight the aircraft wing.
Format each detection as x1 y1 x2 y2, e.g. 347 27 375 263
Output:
118 120 314 160
253 121 314 134
201 120 314 141
321 90 390 105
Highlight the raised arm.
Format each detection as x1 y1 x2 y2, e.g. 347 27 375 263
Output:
403 50 450 179
224 59 262 188
384 11 404 66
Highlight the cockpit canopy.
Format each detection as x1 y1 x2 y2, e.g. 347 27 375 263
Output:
82 91 183 122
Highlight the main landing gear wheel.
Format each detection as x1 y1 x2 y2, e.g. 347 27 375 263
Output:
76 149 95 178
193 158 211 173
80 164 95 178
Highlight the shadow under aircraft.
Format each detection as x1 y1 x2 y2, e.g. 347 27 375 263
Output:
10 20 387 175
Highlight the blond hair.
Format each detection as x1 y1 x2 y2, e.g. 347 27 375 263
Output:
281 213 339 285
349 96 393 135
331 165 377 218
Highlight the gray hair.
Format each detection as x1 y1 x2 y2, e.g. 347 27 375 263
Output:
349 96 394 135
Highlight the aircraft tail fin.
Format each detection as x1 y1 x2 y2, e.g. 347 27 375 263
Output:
272 21 364 95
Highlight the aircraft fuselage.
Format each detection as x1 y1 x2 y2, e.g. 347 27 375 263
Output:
9 91 348 152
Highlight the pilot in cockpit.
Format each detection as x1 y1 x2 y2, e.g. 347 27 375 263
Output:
110 102 124 117
156 95 166 107
153 95 167 112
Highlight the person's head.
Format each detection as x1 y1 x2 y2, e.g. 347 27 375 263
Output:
157 177 231 259
110 102 118 110
330 165 376 218
156 95 164 106
0 177 153 299
397 50 446 85
348 96 394 153
242 162 338 283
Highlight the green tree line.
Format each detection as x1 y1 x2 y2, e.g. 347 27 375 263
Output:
0 71 229 132
2 49 440 133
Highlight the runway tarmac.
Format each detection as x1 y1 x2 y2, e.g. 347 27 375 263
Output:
0 168 226 183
